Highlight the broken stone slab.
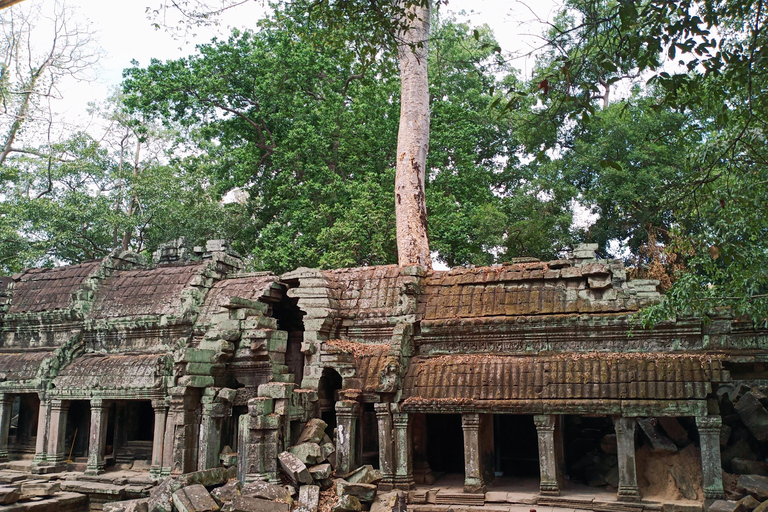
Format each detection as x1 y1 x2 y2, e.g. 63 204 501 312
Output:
172 484 220 512
321 443 336 469
21 480 60 497
297 419 328 445
241 480 293 504
754 500 768 512
332 495 361 512
308 464 332 481
737 393 768 442
738 474 768 501
148 478 183 512
737 496 761 512
345 466 382 485
103 498 150 512
658 417 691 447
637 418 677 453
670 465 698 500
211 480 242 506
178 467 230 488
0 485 20 505
298 485 320 512
335 480 377 503
0 473 26 484
709 501 746 512
232 496 290 512
278 451 313 485
289 443 323 465
734 459 768 477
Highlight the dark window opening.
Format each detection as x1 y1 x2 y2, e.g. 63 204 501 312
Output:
126 401 154 442
361 403 378 467
319 367 342 433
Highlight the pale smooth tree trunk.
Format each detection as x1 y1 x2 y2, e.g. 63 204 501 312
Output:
395 0 432 269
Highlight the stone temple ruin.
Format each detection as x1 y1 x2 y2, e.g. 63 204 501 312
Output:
1 239 767 511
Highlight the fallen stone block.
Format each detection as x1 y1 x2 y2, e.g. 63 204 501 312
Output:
738 474 768 501
737 495 761 512
671 465 698 500
308 464 332 481
658 417 691 447
172 484 220 512
335 480 377 503
178 468 229 488
278 451 312 485
321 443 336 469
637 418 677 453
332 495 361 512
148 478 182 512
21 480 60 497
753 500 768 512
345 466 382 485
289 443 323 465
298 485 320 512
104 498 150 512
734 459 768 477
0 485 20 505
211 480 242 506
241 481 292 504
297 419 328 445
737 393 768 442
709 500 745 512
232 496 290 512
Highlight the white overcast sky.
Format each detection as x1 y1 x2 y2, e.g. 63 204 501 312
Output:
20 0 561 129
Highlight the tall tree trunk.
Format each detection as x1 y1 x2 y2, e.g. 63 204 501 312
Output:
395 0 431 269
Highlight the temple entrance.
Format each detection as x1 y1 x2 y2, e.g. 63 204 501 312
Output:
563 415 617 487
65 400 91 460
318 367 342 432
361 403 378 467
425 414 464 477
9 394 39 458
494 414 539 478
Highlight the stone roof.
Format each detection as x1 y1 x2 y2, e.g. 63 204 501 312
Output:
52 353 168 390
321 265 402 319
402 352 725 409
197 273 280 324
0 351 51 381
88 262 206 319
8 260 101 314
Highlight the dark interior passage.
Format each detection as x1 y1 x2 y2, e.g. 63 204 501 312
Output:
564 415 617 486
318 367 342 432
426 414 464 474
494 414 540 477
65 401 91 459
361 403 378 467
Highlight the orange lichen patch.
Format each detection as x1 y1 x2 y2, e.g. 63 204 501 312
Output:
9 260 101 314
403 353 725 403
326 339 389 357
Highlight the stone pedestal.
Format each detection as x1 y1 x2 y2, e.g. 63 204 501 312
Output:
335 400 361 476
615 417 641 502
86 398 109 475
697 415 726 499
0 394 14 462
462 413 485 493
150 399 168 476
375 403 395 489
46 400 69 466
393 410 415 489
534 414 561 496
33 399 50 465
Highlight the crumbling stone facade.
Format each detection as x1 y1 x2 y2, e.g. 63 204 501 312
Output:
1 241 765 505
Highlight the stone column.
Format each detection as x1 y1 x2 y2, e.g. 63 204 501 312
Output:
393 410 414 490
46 399 69 466
335 400 360 476
697 415 726 500
462 413 485 493
150 399 168 476
166 388 200 475
0 394 14 461
33 398 50 465
534 414 561 496
198 394 229 470
615 416 641 502
241 397 280 484
86 398 109 475
375 402 395 490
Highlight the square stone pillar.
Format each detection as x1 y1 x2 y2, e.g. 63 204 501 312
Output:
0 394 14 461
86 398 109 475
33 398 50 465
198 393 230 470
375 402 395 490
240 397 280 484
697 415 726 499
335 400 361 477
393 409 415 489
166 388 201 475
534 414 562 496
150 399 168 476
46 399 69 466
615 416 641 502
462 413 485 493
